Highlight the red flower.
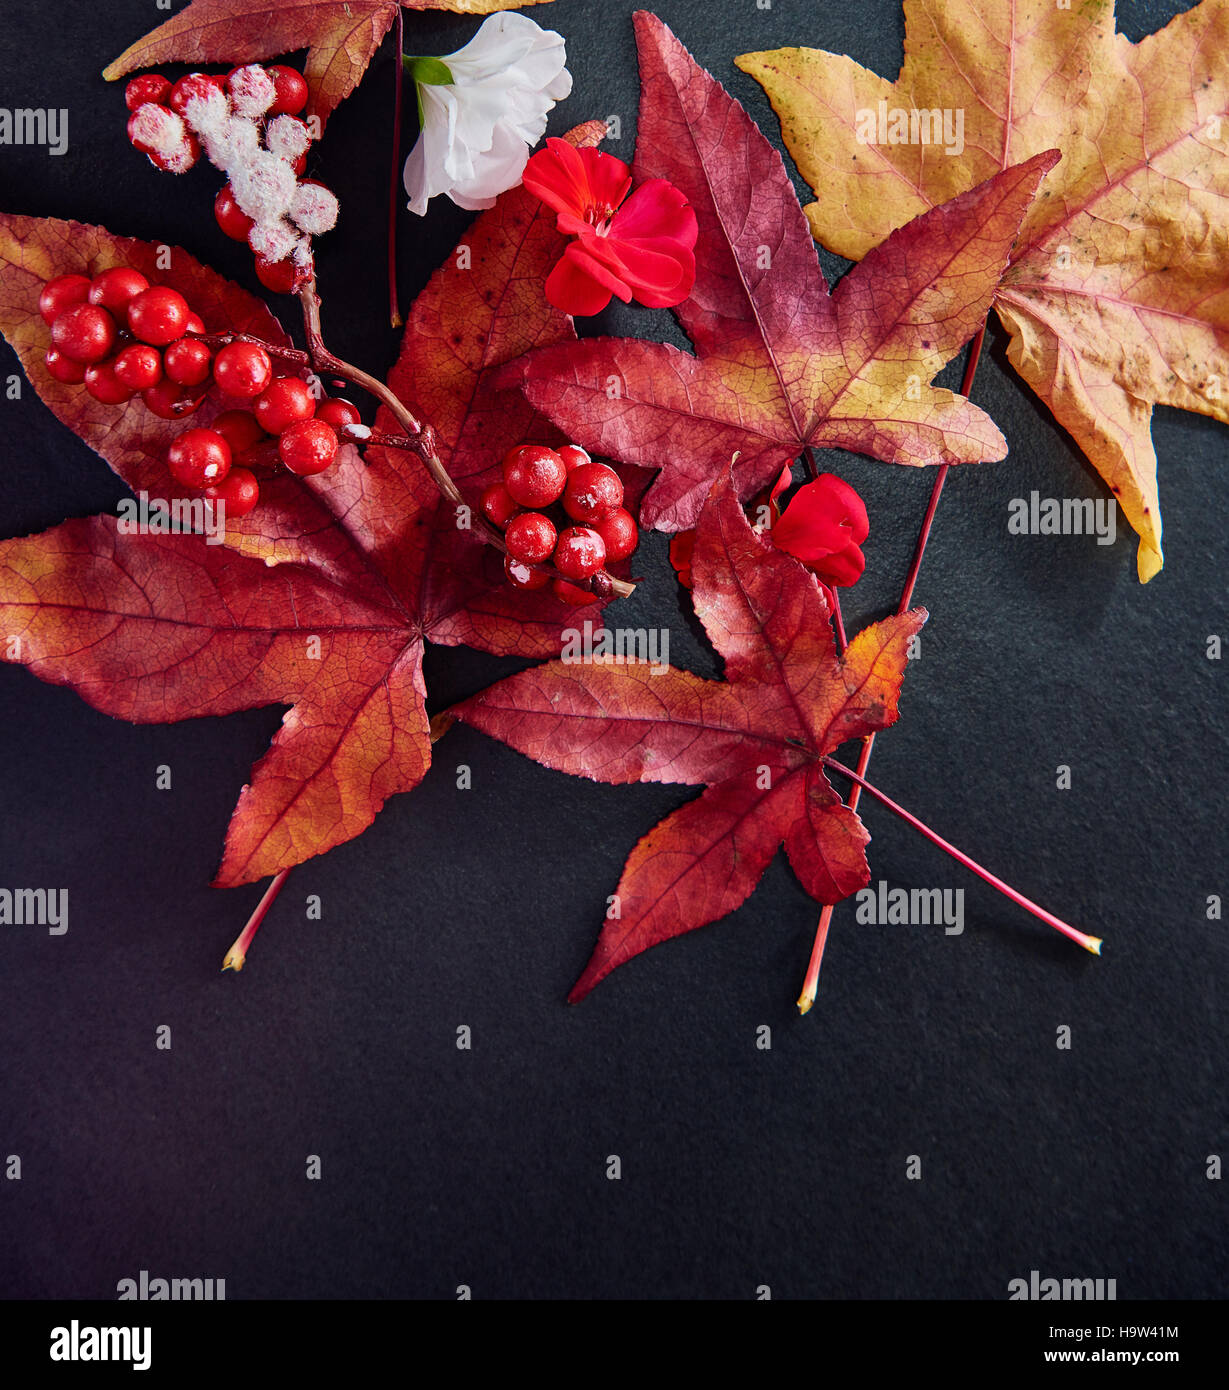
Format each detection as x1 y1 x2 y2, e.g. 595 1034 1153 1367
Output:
670 470 867 592
771 473 868 587
522 138 698 316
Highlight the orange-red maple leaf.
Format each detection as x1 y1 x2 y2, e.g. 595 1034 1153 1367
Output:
0 129 601 885
453 465 926 1001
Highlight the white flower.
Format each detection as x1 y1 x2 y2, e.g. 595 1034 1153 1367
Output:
403 12 571 216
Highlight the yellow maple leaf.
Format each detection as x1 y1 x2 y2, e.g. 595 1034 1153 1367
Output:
738 0 1229 581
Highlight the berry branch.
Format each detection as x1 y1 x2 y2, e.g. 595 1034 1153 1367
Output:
294 277 635 600
193 285 636 600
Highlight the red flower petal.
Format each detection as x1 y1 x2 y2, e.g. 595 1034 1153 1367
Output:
668 529 695 589
577 231 690 307
524 146 697 315
772 472 869 587
811 541 865 587
610 178 698 253
523 139 633 228
766 464 793 513
561 238 634 305
544 251 616 317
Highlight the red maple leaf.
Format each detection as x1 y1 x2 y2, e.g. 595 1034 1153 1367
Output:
499 12 1058 532
0 124 606 886
102 0 559 127
452 464 926 1000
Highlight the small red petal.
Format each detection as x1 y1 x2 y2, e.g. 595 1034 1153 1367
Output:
610 179 699 253
773 472 870 569
668 529 696 590
810 542 866 588
544 253 615 317
560 240 633 307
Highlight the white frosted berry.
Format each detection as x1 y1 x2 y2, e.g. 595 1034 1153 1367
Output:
230 149 298 226
265 115 311 164
247 219 302 265
181 86 229 151
129 103 197 174
289 182 339 237
227 64 277 118
213 116 261 169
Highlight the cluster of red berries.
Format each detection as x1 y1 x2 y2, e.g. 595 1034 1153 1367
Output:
123 63 336 295
481 444 638 604
39 267 358 518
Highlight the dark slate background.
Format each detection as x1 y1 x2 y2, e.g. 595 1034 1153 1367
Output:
0 0 1224 1300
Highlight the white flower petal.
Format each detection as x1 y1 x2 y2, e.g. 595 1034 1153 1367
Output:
404 12 570 215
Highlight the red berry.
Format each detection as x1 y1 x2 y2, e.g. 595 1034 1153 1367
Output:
255 377 315 434
563 462 623 523
315 398 361 430
210 409 265 456
84 360 136 405
113 343 163 390
167 428 231 488
205 467 259 519
278 418 337 476
268 65 309 116
44 347 86 385
501 444 567 508
254 255 304 295
480 482 521 529
168 73 225 117
88 267 150 315
125 74 172 111
51 303 118 364
38 273 91 325
558 444 590 472
185 313 206 335
505 556 551 591
214 184 255 243
505 511 558 564
142 379 204 420
213 341 272 399
592 507 638 563
163 337 213 386
127 286 190 346
552 577 596 606
553 526 607 580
